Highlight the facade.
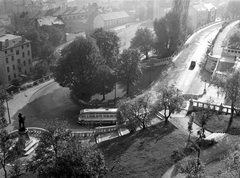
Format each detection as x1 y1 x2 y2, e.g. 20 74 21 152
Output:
204 3 217 23
153 0 172 20
188 4 209 30
93 11 130 29
0 34 32 84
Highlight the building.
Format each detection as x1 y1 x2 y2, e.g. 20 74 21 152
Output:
93 11 130 29
0 34 33 84
153 0 172 20
37 16 65 28
204 3 217 23
188 3 209 30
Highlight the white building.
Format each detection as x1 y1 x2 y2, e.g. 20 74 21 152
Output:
93 11 130 29
153 0 172 20
0 34 33 84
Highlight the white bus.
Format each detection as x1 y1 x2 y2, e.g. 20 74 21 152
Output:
78 108 118 125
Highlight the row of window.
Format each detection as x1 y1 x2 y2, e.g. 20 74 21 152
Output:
63 14 89 21
80 114 117 118
6 59 32 73
105 18 129 26
6 54 31 64
227 50 240 54
4 44 30 55
8 68 32 81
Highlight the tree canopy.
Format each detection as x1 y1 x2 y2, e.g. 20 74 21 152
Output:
28 118 107 178
54 36 103 100
116 48 142 95
153 11 181 57
212 71 240 132
152 85 184 122
90 28 120 68
130 27 154 59
117 93 153 132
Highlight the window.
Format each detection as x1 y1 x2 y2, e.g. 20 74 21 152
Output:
22 45 24 49
16 50 19 55
11 56 14 61
11 49 13 53
25 70 27 74
28 59 31 64
22 52 25 58
28 51 30 56
14 73 16 78
5 50 7 54
7 67 10 73
17 59 20 64
8 76 11 81
6 58 8 64
13 65 15 70
27 44 29 47
23 61 26 66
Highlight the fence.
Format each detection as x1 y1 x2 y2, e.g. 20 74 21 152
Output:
190 99 235 115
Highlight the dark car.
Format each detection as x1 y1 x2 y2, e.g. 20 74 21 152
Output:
190 61 196 69
6 85 20 94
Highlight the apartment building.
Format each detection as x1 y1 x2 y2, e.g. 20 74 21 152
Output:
0 34 32 84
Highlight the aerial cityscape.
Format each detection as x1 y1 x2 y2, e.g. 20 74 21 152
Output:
1 0 240 177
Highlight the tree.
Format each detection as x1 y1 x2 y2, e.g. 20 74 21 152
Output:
0 129 13 178
32 61 50 80
229 33 240 49
185 114 194 152
54 36 103 100
90 28 120 68
135 4 147 21
152 85 184 122
116 48 142 95
212 71 240 133
227 1 240 17
130 27 154 59
94 65 115 100
27 118 107 178
117 93 153 132
153 10 181 57
176 158 206 178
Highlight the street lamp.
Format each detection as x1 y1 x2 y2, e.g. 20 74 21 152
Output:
204 80 207 94
5 90 11 124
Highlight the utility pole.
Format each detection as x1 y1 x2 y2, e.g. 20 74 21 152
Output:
5 90 11 124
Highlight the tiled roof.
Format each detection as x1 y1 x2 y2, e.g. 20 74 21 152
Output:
37 16 64 26
98 11 129 21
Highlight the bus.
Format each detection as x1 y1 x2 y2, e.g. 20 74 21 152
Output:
78 108 118 125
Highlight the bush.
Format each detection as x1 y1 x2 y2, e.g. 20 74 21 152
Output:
171 150 186 163
11 79 21 86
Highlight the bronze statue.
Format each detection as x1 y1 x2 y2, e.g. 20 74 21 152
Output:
18 113 25 130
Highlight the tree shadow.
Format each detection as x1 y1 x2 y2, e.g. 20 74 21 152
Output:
10 88 80 130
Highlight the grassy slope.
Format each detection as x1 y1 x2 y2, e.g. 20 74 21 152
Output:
194 113 240 134
98 122 188 178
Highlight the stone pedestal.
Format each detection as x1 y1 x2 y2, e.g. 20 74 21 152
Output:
17 129 30 150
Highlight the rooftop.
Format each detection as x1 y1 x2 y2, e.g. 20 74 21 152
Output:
0 34 21 42
192 4 208 12
98 11 129 21
204 3 217 11
37 16 64 26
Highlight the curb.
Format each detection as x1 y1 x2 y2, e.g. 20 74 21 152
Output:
28 79 55 102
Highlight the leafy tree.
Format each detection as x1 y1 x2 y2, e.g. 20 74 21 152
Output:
212 71 240 133
28 118 107 178
94 65 115 100
0 129 13 178
185 114 194 152
38 42 55 65
32 61 49 80
40 25 65 47
176 158 206 178
153 10 181 57
227 1 240 17
135 4 147 21
130 27 154 59
117 93 153 132
90 28 120 68
152 85 184 122
116 48 142 95
229 33 240 49
54 36 103 100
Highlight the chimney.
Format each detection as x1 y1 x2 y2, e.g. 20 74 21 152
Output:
5 39 9 48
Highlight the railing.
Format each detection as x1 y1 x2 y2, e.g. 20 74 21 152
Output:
191 100 235 115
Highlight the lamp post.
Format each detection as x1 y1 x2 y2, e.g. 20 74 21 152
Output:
204 80 207 94
5 90 11 124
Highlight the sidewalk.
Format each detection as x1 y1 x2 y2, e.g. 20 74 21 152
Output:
4 79 54 132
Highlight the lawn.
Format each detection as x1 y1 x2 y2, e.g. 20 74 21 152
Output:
217 61 234 72
98 122 188 178
194 112 240 134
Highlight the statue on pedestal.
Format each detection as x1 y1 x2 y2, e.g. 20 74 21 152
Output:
18 113 25 131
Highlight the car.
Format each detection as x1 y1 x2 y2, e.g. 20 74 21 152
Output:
6 85 20 94
190 61 196 69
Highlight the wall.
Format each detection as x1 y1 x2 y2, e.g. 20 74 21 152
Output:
223 47 240 57
93 15 104 28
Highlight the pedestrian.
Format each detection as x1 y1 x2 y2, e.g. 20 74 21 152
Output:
18 113 25 129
